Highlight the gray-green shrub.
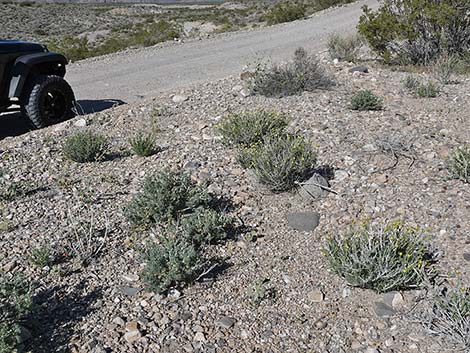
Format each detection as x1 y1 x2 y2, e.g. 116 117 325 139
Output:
432 53 461 84
448 145 470 183
324 221 433 292
181 207 232 247
250 47 334 97
426 282 470 349
125 170 211 227
327 33 363 62
402 76 440 98
350 90 383 111
130 133 158 157
238 131 317 192
265 1 306 25
141 235 201 293
63 131 108 163
0 274 33 353
217 110 288 147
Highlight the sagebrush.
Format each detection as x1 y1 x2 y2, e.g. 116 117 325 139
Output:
141 235 201 293
125 170 211 227
250 47 334 97
265 1 306 25
217 110 288 147
63 131 108 163
238 131 317 192
327 33 363 62
350 90 383 111
0 274 33 353
324 221 434 292
448 145 470 183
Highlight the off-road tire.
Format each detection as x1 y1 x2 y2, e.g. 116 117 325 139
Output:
21 75 75 129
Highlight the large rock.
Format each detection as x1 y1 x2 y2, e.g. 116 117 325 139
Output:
286 212 320 232
298 174 329 200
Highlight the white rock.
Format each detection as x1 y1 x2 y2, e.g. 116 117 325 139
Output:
172 94 188 103
74 118 87 127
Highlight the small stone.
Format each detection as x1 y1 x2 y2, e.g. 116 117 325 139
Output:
215 317 236 329
315 320 327 329
172 94 188 103
342 287 351 298
383 291 404 309
239 89 251 98
125 321 139 331
113 317 125 326
73 118 87 127
122 274 139 282
364 347 379 353
120 287 141 297
350 340 362 349
374 302 397 318
124 330 142 343
308 288 324 303
349 65 369 73
333 58 339 64
232 85 243 91
193 332 206 342
463 253 470 262
334 169 349 182
298 174 329 200
286 212 320 232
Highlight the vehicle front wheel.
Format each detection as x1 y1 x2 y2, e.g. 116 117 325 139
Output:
21 75 76 129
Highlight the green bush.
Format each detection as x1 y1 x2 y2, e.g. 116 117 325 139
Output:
28 246 53 268
415 81 440 98
323 221 433 292
125 170 211 227
357 0 470 64
250 47 334 97
181 207 232 247
239 131 317 192
130 133 158 157
0 274 33 353
265 1 306 25
402 76 440 97
63 131 108 163
140 236 201 293
431 53 461 85
327 33 363 62
448 145 470 183
350 90 383 111
427 282 470 349
217 110 288 147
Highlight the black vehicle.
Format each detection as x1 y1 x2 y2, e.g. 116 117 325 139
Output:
0 40 75 128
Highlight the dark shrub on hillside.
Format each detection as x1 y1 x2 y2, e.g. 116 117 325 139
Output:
358 0 470 64
265 1 306 25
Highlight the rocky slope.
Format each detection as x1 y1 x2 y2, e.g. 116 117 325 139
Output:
0 55 469 353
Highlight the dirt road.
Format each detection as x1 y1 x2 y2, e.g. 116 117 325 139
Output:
67 0 378 104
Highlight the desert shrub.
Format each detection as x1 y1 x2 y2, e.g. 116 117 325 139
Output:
47 36 91 62
324 221 434 292
239 131 317 192
63 131 108 163
327 33 363 62
140 236 201 293
265 1 306 25
0 274 33 353
125 170 211 227
358 0 470 64
217 110 288 147
130 133 158 157
250 47 334 97
28 246 53 268
425 282 470 349
0 180 28 202
402 76 440 97
350 90 383 111
431 53 461 84
181 207 232 247
415 81 440 98
448 145 470 183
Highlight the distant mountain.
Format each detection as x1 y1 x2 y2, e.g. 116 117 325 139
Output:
6 0 227 3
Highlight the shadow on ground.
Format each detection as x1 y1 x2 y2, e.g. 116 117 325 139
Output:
26 283 102 353
0 99 125 140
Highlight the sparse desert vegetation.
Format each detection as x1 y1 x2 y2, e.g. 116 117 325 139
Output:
1 0 470 352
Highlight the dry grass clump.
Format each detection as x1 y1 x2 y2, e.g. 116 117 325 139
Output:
327 33 363 62
448 145 470 183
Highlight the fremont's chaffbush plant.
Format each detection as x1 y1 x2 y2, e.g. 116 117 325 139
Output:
324 220 435 292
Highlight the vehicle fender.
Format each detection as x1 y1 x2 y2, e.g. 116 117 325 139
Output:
8 52 68 98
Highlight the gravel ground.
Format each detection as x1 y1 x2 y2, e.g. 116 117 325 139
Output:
0 57 469 353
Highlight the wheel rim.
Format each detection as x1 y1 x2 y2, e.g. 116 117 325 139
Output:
42 88 68 122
